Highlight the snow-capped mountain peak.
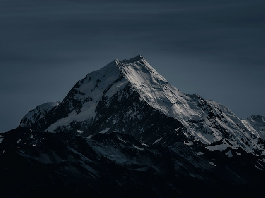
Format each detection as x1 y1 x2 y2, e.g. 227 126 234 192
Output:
19 55 265 155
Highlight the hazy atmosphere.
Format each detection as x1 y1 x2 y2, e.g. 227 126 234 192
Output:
1 0 264 132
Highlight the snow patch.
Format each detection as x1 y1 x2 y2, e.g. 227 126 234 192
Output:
207 144 229 151
117 136 127 143
153 137 162 144
206 140 232 151
225 150 233 158
77 130 83 134
133 145 144 151
184 141 193 146
142 143 149 147
47 111 77 131
99 128 110 134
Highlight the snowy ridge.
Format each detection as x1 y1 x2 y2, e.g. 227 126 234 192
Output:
20 102 60 128
117 56 264 153
46 60 126 131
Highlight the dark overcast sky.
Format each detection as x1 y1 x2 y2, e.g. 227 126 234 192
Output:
1 0 264 132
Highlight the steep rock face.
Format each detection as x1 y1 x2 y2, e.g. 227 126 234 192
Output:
19 55 264 154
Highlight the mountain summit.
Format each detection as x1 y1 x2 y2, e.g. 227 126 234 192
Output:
1 55 265 196
20 55 265 154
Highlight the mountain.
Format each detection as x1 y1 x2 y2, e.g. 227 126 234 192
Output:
1 55 265 196
20 55 265 154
